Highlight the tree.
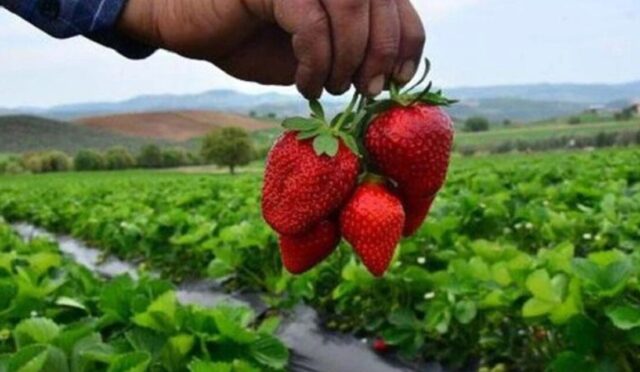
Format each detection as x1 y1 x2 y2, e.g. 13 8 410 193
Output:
105 147 136 170
137 144 164 168
74 149 106 171
201 127 254 174
464 116 490 132
162 147 190 168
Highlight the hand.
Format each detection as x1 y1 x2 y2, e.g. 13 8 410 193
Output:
118 0 425 99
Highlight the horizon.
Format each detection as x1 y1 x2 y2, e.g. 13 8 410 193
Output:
1 0 639 107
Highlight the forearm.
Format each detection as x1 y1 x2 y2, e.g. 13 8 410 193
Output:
1 0 155 59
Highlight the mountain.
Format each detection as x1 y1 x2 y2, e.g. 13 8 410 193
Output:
447 81 640 104
76 110 277 141
0 115 165 154
4 81 639 123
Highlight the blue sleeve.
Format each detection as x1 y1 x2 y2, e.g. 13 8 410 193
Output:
1 0 155 59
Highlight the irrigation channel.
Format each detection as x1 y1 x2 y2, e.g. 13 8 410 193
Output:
12 223 443 372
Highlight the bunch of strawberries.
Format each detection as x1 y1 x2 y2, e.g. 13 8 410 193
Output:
261 63 455 277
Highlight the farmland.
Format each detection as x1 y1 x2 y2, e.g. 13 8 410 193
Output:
1 147 640 370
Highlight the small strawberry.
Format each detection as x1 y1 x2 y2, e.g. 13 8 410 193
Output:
340 180 405 277
401 193 436 237
372 337 390 353
262 131 359 235
279 219 340 274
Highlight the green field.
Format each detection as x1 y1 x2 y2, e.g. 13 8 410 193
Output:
455 118 640 147
2 148 640 370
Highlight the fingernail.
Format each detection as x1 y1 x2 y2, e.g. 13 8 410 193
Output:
367 75 385 96
397 61 416 83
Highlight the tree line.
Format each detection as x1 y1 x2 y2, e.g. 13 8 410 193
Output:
1 127 260 175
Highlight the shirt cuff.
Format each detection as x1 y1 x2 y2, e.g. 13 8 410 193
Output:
2 0 155 59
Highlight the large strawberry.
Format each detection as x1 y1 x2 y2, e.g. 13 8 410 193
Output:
340 180 405 277
278 219 340 274
400 193 436 237
364 74 455 236
365 103 453 198
262 131 359 235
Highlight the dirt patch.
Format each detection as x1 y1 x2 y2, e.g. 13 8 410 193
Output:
76 110 276 142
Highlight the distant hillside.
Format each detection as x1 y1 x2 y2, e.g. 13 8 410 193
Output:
4 81 640 123
447 81 640 104
0 115 163 154
447 98 589 122
76 110 277 141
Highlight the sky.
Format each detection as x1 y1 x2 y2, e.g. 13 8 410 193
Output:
1 0 639 108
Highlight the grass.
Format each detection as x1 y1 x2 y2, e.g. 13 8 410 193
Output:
455 118 640 147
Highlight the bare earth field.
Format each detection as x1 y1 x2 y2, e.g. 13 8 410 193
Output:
76 110 276 141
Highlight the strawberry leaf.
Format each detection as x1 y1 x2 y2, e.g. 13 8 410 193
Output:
297 127 324 140
313 134 339 157
337 132 360 156
282 117 322 131
309 100 326 120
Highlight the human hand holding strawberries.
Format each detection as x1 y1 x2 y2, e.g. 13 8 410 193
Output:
117 0 425 99
262 61 455 277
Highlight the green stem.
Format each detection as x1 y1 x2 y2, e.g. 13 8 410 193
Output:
334 92 360 131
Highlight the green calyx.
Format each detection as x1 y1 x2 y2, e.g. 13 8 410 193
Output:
366 58 458 115
281 93 368 158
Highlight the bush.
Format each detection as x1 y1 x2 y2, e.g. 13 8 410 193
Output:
21 151 72 173
464 116 490 132
105 147 136 170
46 151 73 172
74 149 106 171
0 156 25 174
201 127 254 174
568 116 582 125
137 144 164 168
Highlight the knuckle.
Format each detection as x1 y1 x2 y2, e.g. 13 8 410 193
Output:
305 8 330 33
371 36 399 62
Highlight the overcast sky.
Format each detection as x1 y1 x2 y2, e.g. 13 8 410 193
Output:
1 0 639 107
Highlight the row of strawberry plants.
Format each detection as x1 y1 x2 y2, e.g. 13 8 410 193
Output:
0 217 288 371
1 148 640 369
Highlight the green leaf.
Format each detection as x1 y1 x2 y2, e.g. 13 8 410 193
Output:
249 334 289 369
337 132 359 156
454 301 477 324
14 318 60 349
188 360 231 372
281 117 322 132
257 317 281 335
7 344 48 372
55 297 87 312
312 135 339 157
107 352 150 372
525 270 559 303
296 127 324 140
132 291 177 333
212 307 257 344
549 351 591 372
605 304 640 330
309 100 325 120
206 259 234 279
522 298 555 318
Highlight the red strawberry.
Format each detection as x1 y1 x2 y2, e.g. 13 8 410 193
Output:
401 194 436 237
279 219 340 274
262 132 359 235
365 104 453 199
372 337 390 353
340 181 405 277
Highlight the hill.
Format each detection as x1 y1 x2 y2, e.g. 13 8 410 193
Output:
75 110 277 141
4 81 640 123
447 81 640 103
0 115 163 154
